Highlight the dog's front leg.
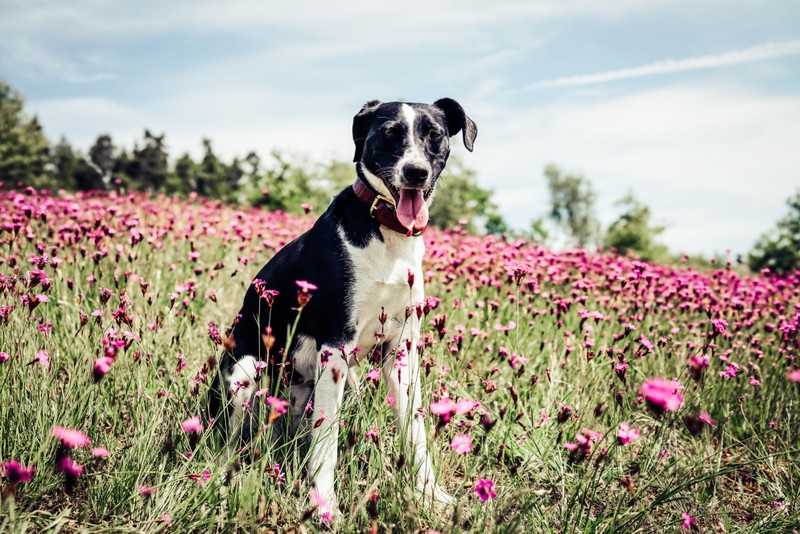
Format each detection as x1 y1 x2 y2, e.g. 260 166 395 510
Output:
307 347 347 518
383 339 454 505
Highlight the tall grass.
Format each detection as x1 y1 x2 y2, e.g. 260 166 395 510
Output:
0 188 798 532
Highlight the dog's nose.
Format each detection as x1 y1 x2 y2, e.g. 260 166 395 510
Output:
402 164 429 186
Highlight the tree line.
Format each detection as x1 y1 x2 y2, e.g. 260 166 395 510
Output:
1 81 797 274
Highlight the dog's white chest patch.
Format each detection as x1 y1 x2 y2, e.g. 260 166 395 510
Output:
340 228 425 351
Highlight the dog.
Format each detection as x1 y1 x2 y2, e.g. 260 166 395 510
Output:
209 98 477 517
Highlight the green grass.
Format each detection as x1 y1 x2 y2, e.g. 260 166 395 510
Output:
1 190 798 532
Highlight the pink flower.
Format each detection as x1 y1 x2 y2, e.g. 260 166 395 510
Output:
52 426 91 448
57 456 84 476
710 318 727 337
749 376 760 387
295 280 318 292
365 367 381 383
181 416 204 434
454 398 480 415
640 378 684 414
474 478 496 501
93 356 114 381
188 470 211 486
139 485 158 497
450 434 473 454
1 460 35 483
430 397 457 422
266 397 289 415
0 351 9 363
787 370 800 382
158 514 172 525
617 422 640 445
36 349 50 367
310 491 329 510
681 512 697 530
365 427 380 444
91 447 110 458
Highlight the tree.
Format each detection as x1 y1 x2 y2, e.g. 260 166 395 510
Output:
604 192 667 261
544 164 599 248
132 130 169 191
429 155 505 233
749 190 800 275
88 134 116 189
0 81 50 187
51 137 79 190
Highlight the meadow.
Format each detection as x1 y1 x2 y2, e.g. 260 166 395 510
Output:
1 187 799 533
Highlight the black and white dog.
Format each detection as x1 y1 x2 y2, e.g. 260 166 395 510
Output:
209 98 477 516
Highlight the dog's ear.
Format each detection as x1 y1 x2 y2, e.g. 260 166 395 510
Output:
352 100 382 162
433 98 478 152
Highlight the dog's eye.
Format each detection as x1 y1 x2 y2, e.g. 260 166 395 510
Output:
428 130 443 140
382 126 399 138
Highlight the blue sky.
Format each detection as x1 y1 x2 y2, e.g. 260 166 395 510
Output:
2 0 799 255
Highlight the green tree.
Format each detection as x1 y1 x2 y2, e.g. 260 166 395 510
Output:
51 137 79 190
132 130 169 192
0 81 50 187
88 134 115 188
429 155 504 233
749 190 800 275
544 164 599 248
604 192 667 261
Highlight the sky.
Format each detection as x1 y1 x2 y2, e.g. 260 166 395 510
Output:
1 0 799 256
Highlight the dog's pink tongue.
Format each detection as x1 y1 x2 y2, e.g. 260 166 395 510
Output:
396 188 429 232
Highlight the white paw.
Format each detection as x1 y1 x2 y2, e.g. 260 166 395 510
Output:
417 478 456 506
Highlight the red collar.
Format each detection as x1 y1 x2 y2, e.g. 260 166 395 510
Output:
352 178 426 237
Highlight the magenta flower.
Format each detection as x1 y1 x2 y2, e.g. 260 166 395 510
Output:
181 416 204 434
430 397 457 422
365 427 380 444
787 370 800 382
474 478 496 501
681 512 697 530
617 422 640 445
139 485 158 497
640 378 684 414
295 280 317 307
91 447 110 458
93 356 114 381
52 426 91 448
454 398 480 415
450 434 473 454
710 318 727 337
56 456 84 476
0 351 8 363
1 460 35 484
36 349 50 367
266 396 289 415
365 367 381 383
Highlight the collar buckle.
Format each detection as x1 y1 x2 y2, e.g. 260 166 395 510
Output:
369 194 395 218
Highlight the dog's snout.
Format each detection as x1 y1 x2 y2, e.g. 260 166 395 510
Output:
402 164 429 185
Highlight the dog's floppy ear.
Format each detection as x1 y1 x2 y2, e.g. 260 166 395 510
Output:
352 100 382 162
433 98 478 152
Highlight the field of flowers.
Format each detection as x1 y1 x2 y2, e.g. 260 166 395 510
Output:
1 187 799 532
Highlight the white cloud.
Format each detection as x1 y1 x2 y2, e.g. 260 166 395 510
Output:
524 39 800 90
468 83 800 254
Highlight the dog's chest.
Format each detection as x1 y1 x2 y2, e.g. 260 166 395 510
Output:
340 229 425 349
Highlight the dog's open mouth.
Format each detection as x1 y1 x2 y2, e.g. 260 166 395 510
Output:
396 188 429 233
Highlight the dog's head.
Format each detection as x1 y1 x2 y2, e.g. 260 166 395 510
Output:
352 98 477 233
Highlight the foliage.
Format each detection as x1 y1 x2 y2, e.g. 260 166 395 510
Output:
429 155 502 233
0 81 50 188
543 164 599 248
604 192 667 261
749 190 800 275
1 189 799 531
0 81 504 233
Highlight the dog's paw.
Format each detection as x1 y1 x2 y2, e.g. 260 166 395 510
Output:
417 478 456 507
